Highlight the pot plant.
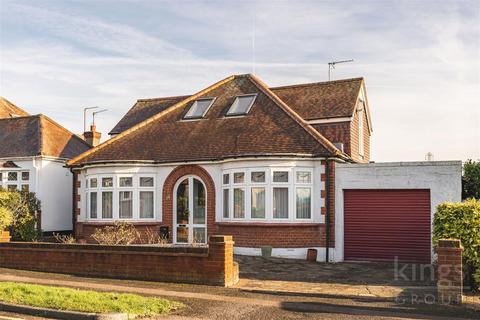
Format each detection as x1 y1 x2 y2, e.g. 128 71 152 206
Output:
0 207 14 242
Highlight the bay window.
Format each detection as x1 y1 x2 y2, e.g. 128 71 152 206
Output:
102 191 113 218
222 167 314 222
0 170 30 191
85 174 155 220
233 188 245 218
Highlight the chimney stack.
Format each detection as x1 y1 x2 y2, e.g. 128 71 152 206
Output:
83 124 101 147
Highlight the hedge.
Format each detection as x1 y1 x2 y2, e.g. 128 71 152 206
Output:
433 199 480 290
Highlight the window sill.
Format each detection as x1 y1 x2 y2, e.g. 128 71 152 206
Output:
215 222 323 227
81 221 161 226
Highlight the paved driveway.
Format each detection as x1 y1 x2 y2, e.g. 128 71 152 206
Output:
235 255 437 300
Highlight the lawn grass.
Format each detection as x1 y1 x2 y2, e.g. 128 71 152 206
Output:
0 282 183 316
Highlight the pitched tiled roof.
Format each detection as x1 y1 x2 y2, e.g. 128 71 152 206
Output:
109 77 363 135
69 74 346 167
109 95 189 135
0 115 91 159
270 77 363 120
0 97 30 118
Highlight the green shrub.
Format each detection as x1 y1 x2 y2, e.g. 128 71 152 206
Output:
462 160 480 200
0 189 41 241
433 199 480 290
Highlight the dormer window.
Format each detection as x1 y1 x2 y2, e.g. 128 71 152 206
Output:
184 98 215 119
226 94 257 116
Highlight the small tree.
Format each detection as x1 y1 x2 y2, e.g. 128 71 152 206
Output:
0 189 41 241
462 159 480 200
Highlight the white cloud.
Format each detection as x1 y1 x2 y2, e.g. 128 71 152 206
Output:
0 0 478 161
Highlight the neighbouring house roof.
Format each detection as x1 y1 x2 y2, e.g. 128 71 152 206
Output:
0 114 91 159
0 97 30 118
109 95 189 135
108 77 364 135
69 74 347 167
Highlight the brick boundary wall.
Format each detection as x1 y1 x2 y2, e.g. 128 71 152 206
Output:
0 235 238 287
437 239 463 304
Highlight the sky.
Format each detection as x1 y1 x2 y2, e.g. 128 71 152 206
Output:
0 0 479 162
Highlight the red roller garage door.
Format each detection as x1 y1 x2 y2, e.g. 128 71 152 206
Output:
344 189 431 263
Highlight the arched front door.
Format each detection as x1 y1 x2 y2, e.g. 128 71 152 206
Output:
173 176 207 244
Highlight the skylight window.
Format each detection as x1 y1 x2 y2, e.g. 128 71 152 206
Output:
184 98 215 119
226 94 257 116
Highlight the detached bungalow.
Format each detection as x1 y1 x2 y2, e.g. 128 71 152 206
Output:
68 74 461 263
0 97 91 232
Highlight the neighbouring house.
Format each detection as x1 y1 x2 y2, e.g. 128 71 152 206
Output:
67 74 461 263
0 97 92 233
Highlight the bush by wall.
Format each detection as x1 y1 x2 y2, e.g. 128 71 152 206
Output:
433 199 480 291
462 159 480 200
0 189 41 241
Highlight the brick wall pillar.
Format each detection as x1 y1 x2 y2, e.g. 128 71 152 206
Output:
437 239 463 304
209 235 237 287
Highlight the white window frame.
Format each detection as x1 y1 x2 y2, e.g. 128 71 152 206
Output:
0 170 30 191
85 174 156 222
226 93 257 116
183 97 216 120
220 167 314 223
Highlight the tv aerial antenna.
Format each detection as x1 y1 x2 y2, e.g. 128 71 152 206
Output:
328 59 354 81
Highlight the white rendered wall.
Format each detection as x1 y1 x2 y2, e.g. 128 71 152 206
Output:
0 157 73 232
334 161 462 262
37 159 73 232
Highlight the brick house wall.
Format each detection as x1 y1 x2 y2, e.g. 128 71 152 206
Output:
312 122 351 156
74 162 336 251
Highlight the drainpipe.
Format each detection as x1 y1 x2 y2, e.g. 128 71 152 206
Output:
325 160 331 263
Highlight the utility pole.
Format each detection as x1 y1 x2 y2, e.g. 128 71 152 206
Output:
328 59 354 81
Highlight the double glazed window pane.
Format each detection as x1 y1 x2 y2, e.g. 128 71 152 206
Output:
90 178 97 188
184 98 214 119
273 171 288 183
102 192 113 218
251 187 265 219
119 177 132 187
90 192 97 218
234 172 244 184
296 188 311 219
223 189 229 218
102 177 113 187
227 95 256 115
119 191 133 218
273 188 288 219
140 191 154 218
296 171 311 183
21 172 29 181
140 177 154 187
8 172 17 181
233 188 245 218
223 174 229 185
251 171 265 183
193 179 205 224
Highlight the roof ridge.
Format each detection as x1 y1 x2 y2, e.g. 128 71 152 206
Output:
270 77 364 90
68 75 236 166
38 114 92 149
247 74 346 158
136 94 191 102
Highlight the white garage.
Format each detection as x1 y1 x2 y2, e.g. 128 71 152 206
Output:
334 161 462 263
